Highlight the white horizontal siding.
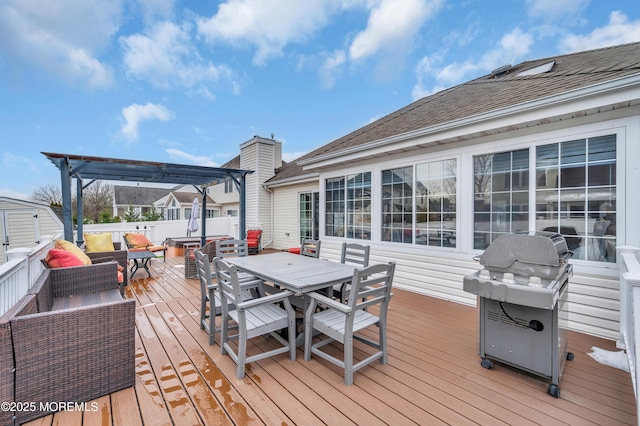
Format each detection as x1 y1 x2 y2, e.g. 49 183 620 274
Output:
272 182 318 250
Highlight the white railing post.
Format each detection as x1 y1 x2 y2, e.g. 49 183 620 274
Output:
618 245 640 423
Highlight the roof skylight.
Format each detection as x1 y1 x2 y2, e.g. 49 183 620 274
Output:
517 60 555 77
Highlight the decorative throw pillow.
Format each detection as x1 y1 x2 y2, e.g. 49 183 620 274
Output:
84 232 115 252
124 233 153 248
54 239 92 265
45 249 85 268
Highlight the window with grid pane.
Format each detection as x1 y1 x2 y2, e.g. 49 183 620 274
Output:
325 177 345 237
382 166 413 243
346 172 371 240
416 159 457 247
535 135 616 262
473 149 529 250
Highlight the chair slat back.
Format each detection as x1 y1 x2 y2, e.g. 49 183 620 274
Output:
213 258 243 305
348 262 395 312
301 238 321 258
216 239 248 258
194 249 212 301
340 242 370 267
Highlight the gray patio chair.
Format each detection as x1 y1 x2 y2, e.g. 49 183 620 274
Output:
216 239 264 285
195 249 261 345
332 242 370 302
215 257 296 379
304 262 396 385
301 238 321 258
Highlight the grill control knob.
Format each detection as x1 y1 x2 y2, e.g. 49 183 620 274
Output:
529 276 543 287
502 273 515 283
479 269 491 279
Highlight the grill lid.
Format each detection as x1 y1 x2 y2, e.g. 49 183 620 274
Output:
478 232 571 278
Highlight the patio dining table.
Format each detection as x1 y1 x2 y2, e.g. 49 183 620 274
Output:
225 251 358 344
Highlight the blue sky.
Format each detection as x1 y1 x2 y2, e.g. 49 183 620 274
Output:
1 0 639 200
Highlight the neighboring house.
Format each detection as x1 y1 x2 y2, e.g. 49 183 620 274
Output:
0 197 63 264
262 42 640 341
159 190 219 220
113 185 173 218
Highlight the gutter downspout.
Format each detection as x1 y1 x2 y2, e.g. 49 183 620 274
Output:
262 183 274 249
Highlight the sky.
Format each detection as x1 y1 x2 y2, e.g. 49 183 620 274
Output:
1 0 640 201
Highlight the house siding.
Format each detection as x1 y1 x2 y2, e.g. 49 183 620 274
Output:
272 182 319 250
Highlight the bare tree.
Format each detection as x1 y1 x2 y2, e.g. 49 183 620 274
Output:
82 181 113 224
31 184 63 206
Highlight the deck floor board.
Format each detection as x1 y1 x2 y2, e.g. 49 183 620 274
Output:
23 255 636 426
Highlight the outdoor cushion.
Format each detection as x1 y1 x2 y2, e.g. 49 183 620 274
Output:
54 239 92 265
124 233 153 248
45 249 85 268
246 230 262 239
84 232 115 252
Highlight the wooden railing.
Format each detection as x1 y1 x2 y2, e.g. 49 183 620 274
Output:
618 246 640 421
0 236 57 316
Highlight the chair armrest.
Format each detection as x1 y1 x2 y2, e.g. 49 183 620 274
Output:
236 290 293 310
48 261 120 298
9 299 135 423
307 291 352 313
86 249 128 283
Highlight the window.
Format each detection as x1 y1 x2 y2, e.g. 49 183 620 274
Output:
299 192 319 241
473 149 529 249
325 172 371 240
416 159 457 247
224 180 234 194
325 177 345 237
382 159 457 247
226 209 238 217
382 167 413 243
536 135 616 262
206 209 219 218
347 173 372 239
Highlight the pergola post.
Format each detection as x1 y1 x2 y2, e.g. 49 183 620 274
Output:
76 178 84 246
60 157 74 242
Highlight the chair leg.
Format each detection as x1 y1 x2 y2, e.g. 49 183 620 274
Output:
237 328 247 379
344 336 354 386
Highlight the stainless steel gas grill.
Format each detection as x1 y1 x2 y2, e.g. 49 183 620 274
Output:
463 231 574 398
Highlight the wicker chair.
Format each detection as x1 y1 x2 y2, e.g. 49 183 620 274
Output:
0 262 135 425
85 242 129 292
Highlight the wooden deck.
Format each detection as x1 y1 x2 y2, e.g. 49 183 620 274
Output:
25 254 636 425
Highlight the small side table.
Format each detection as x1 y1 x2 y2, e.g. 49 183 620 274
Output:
128 250 155 279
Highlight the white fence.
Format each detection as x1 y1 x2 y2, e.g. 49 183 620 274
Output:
78 217 240 246
618 246 640 423
0 236 56 316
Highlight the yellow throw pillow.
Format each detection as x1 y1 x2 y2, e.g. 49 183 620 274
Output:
84 232 115 252
54 239 92 265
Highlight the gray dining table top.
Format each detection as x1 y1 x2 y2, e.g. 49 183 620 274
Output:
224 252 356 293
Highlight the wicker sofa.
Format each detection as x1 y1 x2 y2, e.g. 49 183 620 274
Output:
0 260 135 425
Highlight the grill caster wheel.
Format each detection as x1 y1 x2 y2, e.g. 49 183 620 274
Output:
480 358 493 369
548 384 560 398
566 352 574 361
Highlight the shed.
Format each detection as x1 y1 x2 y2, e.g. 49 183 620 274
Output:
0 197 63 264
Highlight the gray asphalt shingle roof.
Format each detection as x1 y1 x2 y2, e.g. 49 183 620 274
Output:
268 42 640 184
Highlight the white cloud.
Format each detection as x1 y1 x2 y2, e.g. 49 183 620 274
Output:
560 11 640 53
137 0 176 24
318 50 346 88
526 0 589 20
197 0 343 65
121 21 236 97
282 151 308 162
349 0 442 61
120 103 174 140
165 148 220 167
0 0 119 90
